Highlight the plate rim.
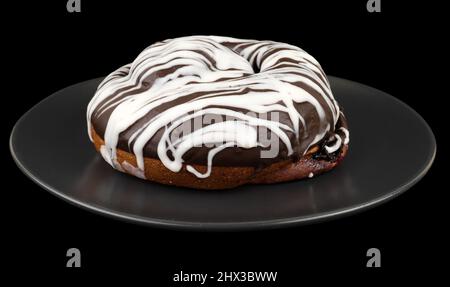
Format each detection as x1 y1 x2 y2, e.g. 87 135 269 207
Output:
9 76 437 231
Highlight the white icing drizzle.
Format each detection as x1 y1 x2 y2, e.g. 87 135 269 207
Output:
122 161 146 179
340 127 350 145
87 36 349 178
308 172 314 178
325 134 343 154
99 145 113 167
99 145 124 172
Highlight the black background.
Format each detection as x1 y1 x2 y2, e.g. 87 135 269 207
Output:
4 0 447 282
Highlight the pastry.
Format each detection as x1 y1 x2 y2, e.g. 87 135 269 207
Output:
87 36 349 189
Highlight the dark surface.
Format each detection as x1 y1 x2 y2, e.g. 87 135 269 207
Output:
10 77 435 230
4 0 446 281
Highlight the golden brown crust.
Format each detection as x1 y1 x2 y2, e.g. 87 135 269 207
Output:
91 127 348 189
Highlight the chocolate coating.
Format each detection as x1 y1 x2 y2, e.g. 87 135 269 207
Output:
87 36 349 177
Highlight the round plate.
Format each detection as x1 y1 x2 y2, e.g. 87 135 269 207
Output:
10 77 436 230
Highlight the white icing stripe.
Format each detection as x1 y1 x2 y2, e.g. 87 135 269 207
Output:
99 145 113 167
340 127 350 145
154 109 292 173
325 134 343 154
122 161 146 179
87 36 349 179
186 142 236 178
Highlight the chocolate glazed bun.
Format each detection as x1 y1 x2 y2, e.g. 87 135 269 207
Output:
87 36 350 189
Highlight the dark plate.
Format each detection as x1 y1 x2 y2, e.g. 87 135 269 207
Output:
10 77 436 230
